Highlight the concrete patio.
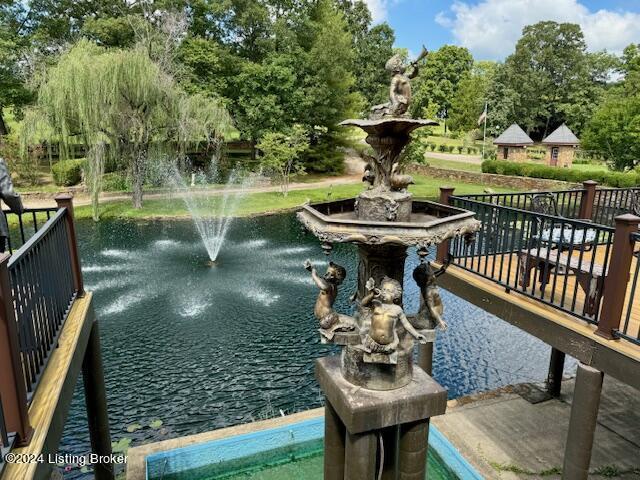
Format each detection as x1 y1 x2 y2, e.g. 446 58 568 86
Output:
433 376 640 479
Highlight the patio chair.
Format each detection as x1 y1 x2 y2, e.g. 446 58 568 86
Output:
529 193 597 251
631 190 640 217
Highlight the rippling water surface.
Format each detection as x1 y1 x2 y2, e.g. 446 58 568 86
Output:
58 213 575 477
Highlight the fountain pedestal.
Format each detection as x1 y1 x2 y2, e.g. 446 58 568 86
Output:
298 113 480 480
317 356 447 480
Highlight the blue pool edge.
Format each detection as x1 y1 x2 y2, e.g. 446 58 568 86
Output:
144 415 484 480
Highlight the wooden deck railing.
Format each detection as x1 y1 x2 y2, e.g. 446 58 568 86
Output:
445 184 640 348
0 195 83 468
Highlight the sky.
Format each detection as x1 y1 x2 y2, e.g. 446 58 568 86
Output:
365 0 640 60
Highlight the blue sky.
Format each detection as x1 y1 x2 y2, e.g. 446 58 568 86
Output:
369 0 640 60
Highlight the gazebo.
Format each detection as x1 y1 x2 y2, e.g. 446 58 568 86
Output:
493 124 533 162
542 124 580 168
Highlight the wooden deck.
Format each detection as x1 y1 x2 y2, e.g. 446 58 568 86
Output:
2 294 95 480
438 262 640 391
452 247 640 342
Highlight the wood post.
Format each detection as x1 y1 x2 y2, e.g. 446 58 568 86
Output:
562 363 603 480
595 214 640 339
0 254 33 446
578 180 598 220
546 347 565 397
436 187 455 263
55 194 85 297
82 320 114 480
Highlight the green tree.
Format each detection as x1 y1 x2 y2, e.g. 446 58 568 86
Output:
0 1 32 135
22 40 233 215
410 45 474 127
257 125 309 195
582 43 640 170
448 61 497 133
301 0 361 130
487 21 614 138
338 0 395 107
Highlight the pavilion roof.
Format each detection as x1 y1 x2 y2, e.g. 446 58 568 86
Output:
542 124 580 145
493 124 534 146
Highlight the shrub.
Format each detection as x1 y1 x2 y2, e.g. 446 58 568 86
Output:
428 143 436 151
457 146 464 154
102 171 130 192
52 159 86 186
481 159 640 187
447 145 455 153
438 144 447 152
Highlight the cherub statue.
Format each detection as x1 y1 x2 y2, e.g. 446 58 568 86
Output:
412 262 447 331
361 276 427 355
370 46 428 119
304 259 357 340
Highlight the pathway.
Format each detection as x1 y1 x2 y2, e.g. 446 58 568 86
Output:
21 173 363 209
432 376 640 479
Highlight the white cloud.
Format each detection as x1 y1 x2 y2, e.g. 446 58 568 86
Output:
363 0 389 23
436 0 640 59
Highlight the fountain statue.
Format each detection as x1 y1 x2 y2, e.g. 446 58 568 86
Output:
297 47 481 480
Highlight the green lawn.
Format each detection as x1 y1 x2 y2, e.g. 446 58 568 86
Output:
424 157 482 173
73 174 516 221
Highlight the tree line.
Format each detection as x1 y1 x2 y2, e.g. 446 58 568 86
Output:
0 1 638 213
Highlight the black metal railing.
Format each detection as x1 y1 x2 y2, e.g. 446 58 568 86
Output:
5 207 60 254
618 232 640 345
8 208 78 400
591 188 640 227
449 196 615 324
455 189 585 219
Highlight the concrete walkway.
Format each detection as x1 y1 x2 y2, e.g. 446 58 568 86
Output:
432 377 640 479
20 174 362 209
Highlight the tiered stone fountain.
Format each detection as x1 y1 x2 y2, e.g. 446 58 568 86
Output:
298 50 480 479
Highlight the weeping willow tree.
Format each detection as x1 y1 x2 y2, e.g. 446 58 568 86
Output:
22 40 233 219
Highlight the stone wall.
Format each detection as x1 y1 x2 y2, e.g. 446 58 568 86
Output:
407 164 578 191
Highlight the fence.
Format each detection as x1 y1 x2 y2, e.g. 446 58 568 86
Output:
449 196 615 324
456 189 585 219
0 195 83 462
591 188 640 227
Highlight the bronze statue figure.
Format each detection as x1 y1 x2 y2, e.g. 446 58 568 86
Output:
361 277 427 356
370 46 428 119
389 162 414 192
304 260 357 340
412 262 447 331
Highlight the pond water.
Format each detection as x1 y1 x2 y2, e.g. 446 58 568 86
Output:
58 213 575 477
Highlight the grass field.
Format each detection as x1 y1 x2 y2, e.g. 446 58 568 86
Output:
73 174 516 221
424 157 482 172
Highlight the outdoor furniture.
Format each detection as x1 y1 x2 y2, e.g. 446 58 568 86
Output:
529 193 597 251
518 247 605 316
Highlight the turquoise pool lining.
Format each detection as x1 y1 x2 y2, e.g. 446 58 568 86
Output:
145 417 483 480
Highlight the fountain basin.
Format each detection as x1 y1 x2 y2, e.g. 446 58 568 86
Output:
297 198 480 247
131 409 482 480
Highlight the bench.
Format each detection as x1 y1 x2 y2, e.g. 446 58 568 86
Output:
518 247 605 317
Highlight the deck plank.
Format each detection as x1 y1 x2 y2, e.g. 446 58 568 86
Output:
2 294 93 480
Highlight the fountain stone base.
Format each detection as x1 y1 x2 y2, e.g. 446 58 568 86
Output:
357 189 412 222
317 356 447 479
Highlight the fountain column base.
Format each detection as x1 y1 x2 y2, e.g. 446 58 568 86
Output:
316 356 447 480
357 189 412 222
